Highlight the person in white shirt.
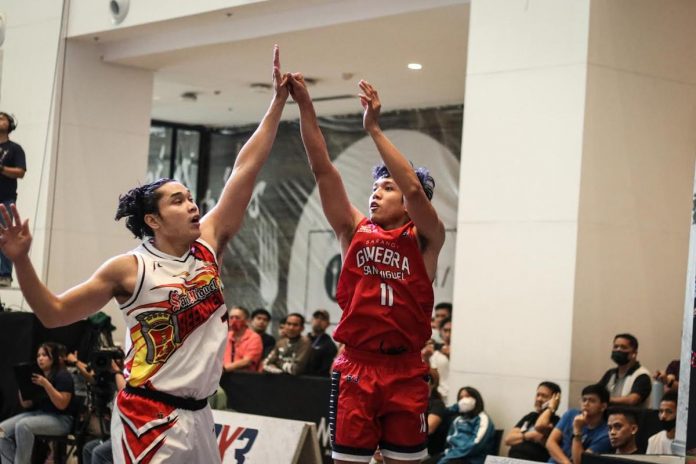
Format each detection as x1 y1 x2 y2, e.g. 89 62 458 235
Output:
647 391 677 455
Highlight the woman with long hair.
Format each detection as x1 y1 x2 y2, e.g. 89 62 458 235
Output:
0 342 76 464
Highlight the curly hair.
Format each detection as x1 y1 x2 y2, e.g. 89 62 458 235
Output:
114 178 175 239
372 164 435 201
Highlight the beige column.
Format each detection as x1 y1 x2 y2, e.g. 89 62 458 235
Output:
450 0 696 445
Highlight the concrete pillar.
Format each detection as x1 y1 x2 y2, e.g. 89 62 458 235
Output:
451 0 696 447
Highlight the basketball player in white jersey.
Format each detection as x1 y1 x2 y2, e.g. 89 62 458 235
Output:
0 46 290 463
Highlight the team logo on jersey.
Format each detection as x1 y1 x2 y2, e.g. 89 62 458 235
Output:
136 311 180 364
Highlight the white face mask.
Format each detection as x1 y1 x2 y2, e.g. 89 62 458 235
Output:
458 396 476 413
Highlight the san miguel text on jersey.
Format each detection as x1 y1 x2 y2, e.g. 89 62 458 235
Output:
334 218 434 354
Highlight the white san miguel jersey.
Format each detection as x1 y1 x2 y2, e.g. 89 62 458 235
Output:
119 238 227 400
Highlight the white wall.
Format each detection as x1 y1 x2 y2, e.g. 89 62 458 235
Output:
451 0 590 435
0 0 66 309
47 39 153 342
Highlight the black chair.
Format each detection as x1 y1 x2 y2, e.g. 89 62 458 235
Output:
490 429 504 456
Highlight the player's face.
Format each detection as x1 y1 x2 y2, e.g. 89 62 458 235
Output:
284 316 303 338
36 347 52 371
607 414 635 449
534 385 553 412
150 182 201 244
369 177 408 227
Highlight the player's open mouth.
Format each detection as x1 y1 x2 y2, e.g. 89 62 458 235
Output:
191 215 200 224
369 202 379 211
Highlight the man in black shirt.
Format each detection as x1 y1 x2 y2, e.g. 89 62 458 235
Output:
0 112 25 287
306 309 337 376
598 333 651 407
250 308 276 360
505 381 562 461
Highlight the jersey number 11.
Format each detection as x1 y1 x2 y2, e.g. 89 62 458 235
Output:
380 283 394 306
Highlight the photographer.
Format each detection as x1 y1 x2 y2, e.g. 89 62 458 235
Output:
82 348 126 464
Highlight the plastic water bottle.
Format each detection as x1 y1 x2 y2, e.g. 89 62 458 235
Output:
651 379 663 409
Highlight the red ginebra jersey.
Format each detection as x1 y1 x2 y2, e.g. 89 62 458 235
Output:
334 217 434 354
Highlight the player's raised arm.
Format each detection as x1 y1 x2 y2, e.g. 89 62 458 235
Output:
288 73 362 254
0 204 134 328
200 45 289 256
359 80 445 251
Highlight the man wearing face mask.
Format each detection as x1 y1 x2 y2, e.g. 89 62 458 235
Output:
223 306 263 373
646 391 677 454
598 333 651 407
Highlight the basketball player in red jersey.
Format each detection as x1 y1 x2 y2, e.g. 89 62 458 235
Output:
289 74 445 463
0 46 290 463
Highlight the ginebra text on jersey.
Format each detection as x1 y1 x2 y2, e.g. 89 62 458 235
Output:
356 245 411 275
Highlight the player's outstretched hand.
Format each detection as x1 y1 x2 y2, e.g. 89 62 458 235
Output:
0 203 31 261
272 44 290 102
288 72 311 105
359 79 382 133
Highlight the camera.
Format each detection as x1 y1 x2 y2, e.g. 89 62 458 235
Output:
89 346 124 374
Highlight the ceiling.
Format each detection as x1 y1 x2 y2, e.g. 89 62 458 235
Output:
82 2 469 127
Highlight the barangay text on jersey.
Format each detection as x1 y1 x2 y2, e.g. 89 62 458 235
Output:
356 238 411 280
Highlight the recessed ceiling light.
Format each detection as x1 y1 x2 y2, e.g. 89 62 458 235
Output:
407 63 423 70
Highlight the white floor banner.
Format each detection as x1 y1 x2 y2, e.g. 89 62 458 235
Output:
213 409 322 464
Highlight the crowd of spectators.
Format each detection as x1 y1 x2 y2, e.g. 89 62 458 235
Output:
0 306 681 463
215 304 681 463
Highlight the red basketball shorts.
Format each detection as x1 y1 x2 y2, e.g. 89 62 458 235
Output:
330 347 430 462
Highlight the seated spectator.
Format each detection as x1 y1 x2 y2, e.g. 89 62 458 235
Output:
607 408 639 455
223 306 263 373
250 308 276 360
0 342 76 464
262 313 311 375
431 302 452 345
654 360 680 395
306 309 338 377
546 384 612 464
426 369 451 459
436 386 495 464
506 381 561 462
598 333 651 407
646 391 677 454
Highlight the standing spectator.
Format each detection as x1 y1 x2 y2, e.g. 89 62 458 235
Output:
647 391 677 454
0 112 25 287
223 306 263 373
431 302 452 345
250 308 276 360
607 409 639 456
598 333 651 407
506 381 561 462
436 386 495 464
0 342 75 464
429 317 451 399
654 360 680 394
262 313 311 375
546 384 612 464
306 309 338 376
